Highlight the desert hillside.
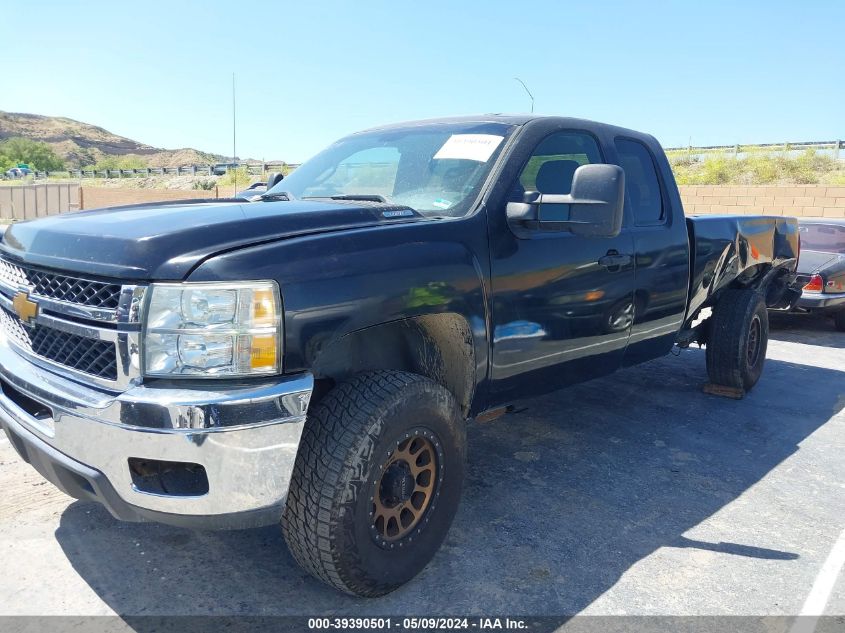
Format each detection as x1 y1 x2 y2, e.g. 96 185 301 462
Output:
0 111 226 168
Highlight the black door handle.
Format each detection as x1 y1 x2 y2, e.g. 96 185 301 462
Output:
598 251 632 269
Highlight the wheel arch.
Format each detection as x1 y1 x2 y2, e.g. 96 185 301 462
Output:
729 261 798 308
310 313 476 416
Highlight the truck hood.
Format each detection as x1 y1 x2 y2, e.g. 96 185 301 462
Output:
797 249 845 274
0 199 424 280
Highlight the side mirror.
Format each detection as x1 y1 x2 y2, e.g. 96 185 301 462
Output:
506 164 625 238
266 172 284 189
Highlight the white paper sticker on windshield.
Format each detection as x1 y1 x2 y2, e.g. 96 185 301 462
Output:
433 134 504 162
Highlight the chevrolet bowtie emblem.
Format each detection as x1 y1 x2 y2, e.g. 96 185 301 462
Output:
12 291 39 325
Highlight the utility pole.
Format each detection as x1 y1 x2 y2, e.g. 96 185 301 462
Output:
232 72 237 195
514 77 534 114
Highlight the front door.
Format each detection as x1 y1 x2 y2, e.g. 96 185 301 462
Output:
488 129 636 399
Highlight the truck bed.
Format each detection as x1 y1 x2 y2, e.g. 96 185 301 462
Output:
685 215 800 322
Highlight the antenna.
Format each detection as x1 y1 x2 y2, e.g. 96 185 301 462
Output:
514 77 535 113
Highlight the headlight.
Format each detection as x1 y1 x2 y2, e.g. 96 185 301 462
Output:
143 281 281 377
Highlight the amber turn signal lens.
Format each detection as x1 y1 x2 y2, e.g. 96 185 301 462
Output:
250 334 278 370
252 288 277 326
803 274 823 293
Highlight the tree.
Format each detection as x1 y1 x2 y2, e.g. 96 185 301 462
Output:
0 153 15 172
0 137 65 171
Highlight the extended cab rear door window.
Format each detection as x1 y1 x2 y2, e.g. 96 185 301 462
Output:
615 138 664 225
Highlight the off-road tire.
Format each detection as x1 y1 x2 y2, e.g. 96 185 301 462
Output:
833 310 845 332
282 371 466 597
706 288 769 391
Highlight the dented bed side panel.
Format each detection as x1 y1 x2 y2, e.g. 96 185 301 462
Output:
685 215 800 320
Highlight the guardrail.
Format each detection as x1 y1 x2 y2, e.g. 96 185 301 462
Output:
14 163 301 180
665 139 843 158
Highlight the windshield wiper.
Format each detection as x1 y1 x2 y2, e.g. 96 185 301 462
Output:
257 191 296 201
304 194 390 203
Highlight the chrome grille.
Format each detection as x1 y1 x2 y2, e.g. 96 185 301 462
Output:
0 258 28 287
0 255 144 389
0 257 121 309
0 306 118 380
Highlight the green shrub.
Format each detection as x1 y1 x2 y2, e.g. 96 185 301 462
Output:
669 147 845 185
89 155 149 171
0 154 15 172
0 137 65 171
823 172 845 185
744 154 779 183
787 149 837 184
192 179 217 191
218 166 251 187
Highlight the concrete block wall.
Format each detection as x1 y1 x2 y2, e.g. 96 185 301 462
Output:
679 185 845 217
5 184 845 219
81 185 845 217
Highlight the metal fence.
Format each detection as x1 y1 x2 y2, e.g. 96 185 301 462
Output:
12 162 300 180
664 139 843 160
0 184 79 219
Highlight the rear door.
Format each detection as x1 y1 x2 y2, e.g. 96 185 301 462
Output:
488 129 636 399
613 137 690 366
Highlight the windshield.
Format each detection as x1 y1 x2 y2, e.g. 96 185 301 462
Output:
800 223 845 254
264 121 517 217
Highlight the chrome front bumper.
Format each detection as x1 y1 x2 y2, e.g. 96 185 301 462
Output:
0 333 312 529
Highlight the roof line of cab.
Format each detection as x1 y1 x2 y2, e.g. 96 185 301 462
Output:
356 114 657 144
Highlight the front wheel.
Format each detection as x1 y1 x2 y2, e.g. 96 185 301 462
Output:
282 371 466 597
705 288 769 392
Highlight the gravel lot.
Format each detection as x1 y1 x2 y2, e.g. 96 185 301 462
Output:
0 313 843 620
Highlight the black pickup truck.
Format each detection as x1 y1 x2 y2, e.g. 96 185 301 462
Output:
0 115 802 597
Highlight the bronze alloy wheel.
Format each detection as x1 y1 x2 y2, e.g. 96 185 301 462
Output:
282 371 466 596
371 429 442 547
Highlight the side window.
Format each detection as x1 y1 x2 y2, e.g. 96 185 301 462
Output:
615 138 664 225
511 131 602 201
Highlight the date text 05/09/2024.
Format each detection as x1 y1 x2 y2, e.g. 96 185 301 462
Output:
307 617 528 630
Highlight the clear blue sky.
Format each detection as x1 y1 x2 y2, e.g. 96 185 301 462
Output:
1 1 843 162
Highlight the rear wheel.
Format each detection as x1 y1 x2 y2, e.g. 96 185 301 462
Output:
282 371 466 597
706 288 769 392
834 310 845 332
